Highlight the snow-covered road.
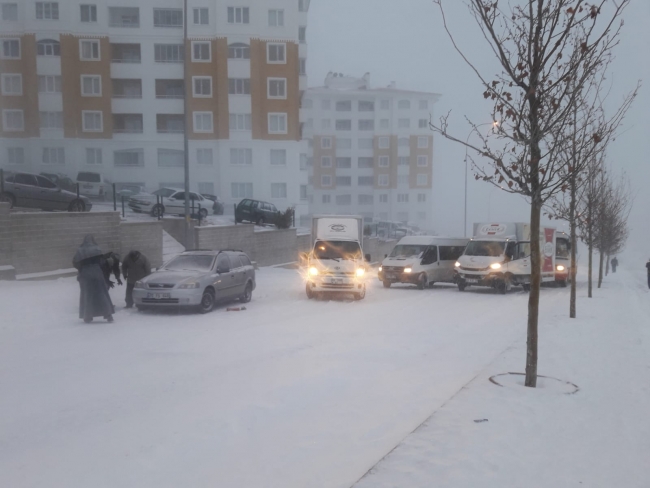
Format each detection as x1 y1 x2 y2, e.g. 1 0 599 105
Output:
0 270 587 487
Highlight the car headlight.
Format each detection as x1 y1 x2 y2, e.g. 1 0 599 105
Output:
356 268 365 277
556 265 566 271
455 261 461 268
178 282 200 289
309 267 319 276
378 266 382 272
134 281 145 289
490 263 502 270
404 267 412 273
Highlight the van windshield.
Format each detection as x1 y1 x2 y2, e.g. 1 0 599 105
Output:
465 240 505 257
389 244 427 258
77 172 101 183
314 240 362 260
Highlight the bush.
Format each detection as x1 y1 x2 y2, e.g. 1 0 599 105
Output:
274 207 295 229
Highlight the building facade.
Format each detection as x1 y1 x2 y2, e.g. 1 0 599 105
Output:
0 0 310 219
301 73 440 230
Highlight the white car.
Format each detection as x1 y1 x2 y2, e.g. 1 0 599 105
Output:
128 187 209 218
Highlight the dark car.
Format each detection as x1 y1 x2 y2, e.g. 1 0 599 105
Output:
40 172 77 193
201 193 225 215
0 172 92 212
235 199 281 225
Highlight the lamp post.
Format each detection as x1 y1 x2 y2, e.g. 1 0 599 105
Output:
183 0 191 248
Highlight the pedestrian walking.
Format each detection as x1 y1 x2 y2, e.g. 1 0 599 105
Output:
101 251 123 289
611 256 619 273
73 235 115 323
122 250 152 308
646 259 650 289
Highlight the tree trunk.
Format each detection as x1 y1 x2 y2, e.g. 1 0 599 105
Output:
525 198 542 388
598 251 604 288
569 171 577 318
588 240 593 298
605 255 610 276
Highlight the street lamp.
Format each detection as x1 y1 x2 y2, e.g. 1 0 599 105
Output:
463 121 498 237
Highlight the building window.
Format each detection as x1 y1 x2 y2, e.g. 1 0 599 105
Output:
378 156 389 168
192 41 211 62
157 148 184 167
380 119 389 129
358 194 373 205
227 6 249 24
81 75 101 96
1 39 20 59
228 43 249 59
39 111 63 129
114 149 144 167
358 101 374 112
108 7 139 27
79 39 100 60
299 26 306 43
156 114 184 133
321 119 331 130
267 78 286 99
299 0 310 12
320 175 332 187
417 173 428 186
321 137 332 149
2 109 24 131
354 138 370 150
300 154 308 169
268 9 284 26
271 183 287 198
7 147 24 164
154 44 184 63
336 194 351 205
193 7 208 25
42 147 65 165
379 194 388 203
86 148 102 165
153 8 183 28
378 136 389 149
335 119 351 131
268 113 287 134
193 112 213 133
229 78 251 95
113 114 143 133
358 176 373 186
36 2 59 20
1 74 21 95
398 175 409 185
80 4 97 22
419 119 428 128
378 174 389 187
300 185 308 200
399 137 410 147
321 99 331 110
398 118 410 128
398 156 410 166
336 100 352 111
110 43 140 63
231 183 253 199
155 79 183 98
230 148 253 166
38 75 61 93
418 136 429 148
197 148 213 165
192 76 212 97
322 194 331 203
419 100 429 110
37 39 60 56
335 176 351 186
112 78 142 98
337 138 351 149
417 193 426 203
299 58 307 75
2 3 18 21
82 111 103 132
417 155 428 167
397 194 409 203
229 113 251 131
357 120 373 131
270 149 286 166
321 156 332 168
358 157 373 168
267 43 286 63
398 100 410 110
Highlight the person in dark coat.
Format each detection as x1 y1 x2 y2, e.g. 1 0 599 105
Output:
101 252 123 288
646 259 650 289
611 257 619 273
122 250 152 308
73 235 115 323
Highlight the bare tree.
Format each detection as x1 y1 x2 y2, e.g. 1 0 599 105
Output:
431 0 632 387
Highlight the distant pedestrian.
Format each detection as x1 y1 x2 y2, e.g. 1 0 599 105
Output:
73 235 115 323
101 252 123 289
611 257 619 273
122 250 152 308
646 259 650 289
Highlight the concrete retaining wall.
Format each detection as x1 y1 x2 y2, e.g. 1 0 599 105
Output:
119 221 163 268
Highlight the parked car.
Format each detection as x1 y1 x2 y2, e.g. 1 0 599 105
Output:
132 250 256 313
116 185 148 199
40 172 77 193
76 171 110 200
0 172 92 212
235 199 281 225
128 188 209 218
200 193 225 215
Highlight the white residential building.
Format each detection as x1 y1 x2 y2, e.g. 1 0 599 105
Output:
0 0 311 219
301 73 440 230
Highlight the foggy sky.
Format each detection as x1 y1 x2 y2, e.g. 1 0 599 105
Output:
308 0 649 261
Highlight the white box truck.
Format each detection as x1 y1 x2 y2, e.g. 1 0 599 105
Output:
454 222 556 293
304 215 368 300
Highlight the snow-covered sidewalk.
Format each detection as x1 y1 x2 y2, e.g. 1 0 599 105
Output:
354 267 650 488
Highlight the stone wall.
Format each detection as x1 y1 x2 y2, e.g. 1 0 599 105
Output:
119 221 163 268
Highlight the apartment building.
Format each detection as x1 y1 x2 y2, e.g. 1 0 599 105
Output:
0 0 310 218
300 73 440 229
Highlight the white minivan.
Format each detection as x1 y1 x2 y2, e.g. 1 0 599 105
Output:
378 236 469 289
76 171 111 200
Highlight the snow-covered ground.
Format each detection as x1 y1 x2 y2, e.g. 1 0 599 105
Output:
0 266 648 487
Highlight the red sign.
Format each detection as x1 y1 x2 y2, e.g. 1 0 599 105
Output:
543 228 555 273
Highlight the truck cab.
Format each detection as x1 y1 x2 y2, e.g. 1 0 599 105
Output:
555 231 571 286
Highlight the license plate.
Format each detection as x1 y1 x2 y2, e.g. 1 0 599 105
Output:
147 293 171 299
385 273 396 279
328 278 343 284
466 278 479 284
83 184 94 189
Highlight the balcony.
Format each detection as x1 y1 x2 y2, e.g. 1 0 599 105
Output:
113 114 143 134
112 79 142 99
111 43 141 63
109 7 140 28
156 114 185 133
155 79 184 99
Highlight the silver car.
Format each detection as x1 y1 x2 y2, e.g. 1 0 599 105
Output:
132 250 256 313
0 172 92 212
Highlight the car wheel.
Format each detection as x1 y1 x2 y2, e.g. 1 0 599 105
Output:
458 282 466 292
0 193 15 209
382 280 392 288
559 279 567 288
68 199 86 212
306 283 314 299
152 204 164 218
428 281 436 289
199 289 215 314
199 208 209 219
417 273 427 290
240 282 253 303
354 284 366 300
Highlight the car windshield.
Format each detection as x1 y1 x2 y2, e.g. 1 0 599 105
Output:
464 240 505 257
389 244 427 258
556 238 570 259
77 173 101 183
313 240 362 260
153 188 175 198
163 255 214 272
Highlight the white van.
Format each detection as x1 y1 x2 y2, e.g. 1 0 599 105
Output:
76 171 110 200
378 236 469 289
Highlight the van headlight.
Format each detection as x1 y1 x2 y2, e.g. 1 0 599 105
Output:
378 266 382 272
134 281 145 289
404 267 412 273
490 263 502 270
455 261 461 268
356 268 365 277
309 267 319 276
556 265 566 271
178 282 200 289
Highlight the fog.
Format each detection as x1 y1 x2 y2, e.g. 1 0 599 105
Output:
309 0 649 262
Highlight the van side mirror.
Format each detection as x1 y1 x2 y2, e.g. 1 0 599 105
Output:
365 254 371 263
